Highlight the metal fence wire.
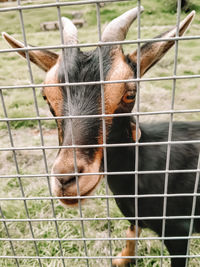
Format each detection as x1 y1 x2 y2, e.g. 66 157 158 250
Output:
0 0 200 266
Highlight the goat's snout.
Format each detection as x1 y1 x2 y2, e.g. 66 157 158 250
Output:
52 159 84 190
51 149 103 206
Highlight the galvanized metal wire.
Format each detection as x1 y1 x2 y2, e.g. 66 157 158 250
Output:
0 0 200 266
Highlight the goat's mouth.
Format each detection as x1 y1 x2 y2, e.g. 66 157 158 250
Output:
52 174 102 206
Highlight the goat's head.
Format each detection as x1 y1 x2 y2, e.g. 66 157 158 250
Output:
3 7 195 205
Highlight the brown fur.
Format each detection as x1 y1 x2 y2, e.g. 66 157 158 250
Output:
105 47 136 115
52 147 103 206
43 60 64 144
31 49 58 71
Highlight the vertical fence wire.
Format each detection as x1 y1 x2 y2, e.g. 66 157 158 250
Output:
0 205 19 267
160 0 181 265
96 3 113 266
134 1 142 266
17 0 67 262
16 1 44 265
0 66 43 266
17 1 67 265
186 153 200 266
56 2 89 265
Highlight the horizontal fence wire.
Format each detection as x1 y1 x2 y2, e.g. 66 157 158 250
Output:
1 254 200 260
1 235 200 242
1 74 200 90
1 215 200 222
0 0 200 266
1 35 200 54
0 0 130 12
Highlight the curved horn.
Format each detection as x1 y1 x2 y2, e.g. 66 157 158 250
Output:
102 6 144 42
61 17 78 45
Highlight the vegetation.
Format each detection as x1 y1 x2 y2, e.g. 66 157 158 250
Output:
0 0 200 266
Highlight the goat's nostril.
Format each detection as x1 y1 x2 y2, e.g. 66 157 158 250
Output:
79 167 84 174
53 161 85 187
59 176 76 186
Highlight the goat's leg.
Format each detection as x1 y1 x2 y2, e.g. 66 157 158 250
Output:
164 221 190 267
112 225 141 267
165 240 188 267
165 238 188 267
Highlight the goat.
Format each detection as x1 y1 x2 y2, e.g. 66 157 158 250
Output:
3 7 199 267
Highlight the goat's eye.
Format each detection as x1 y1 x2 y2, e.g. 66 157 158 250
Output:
122 91 135 104
43 95 47 101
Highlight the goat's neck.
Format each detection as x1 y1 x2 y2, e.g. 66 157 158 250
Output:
106 116 135 195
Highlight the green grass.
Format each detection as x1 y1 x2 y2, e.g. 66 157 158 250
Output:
0 0 200 266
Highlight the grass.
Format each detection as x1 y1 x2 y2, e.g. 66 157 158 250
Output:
0 0 200 266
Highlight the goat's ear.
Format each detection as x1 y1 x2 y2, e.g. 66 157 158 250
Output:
2 32 58 72
131 120 141 142
128 11 195 77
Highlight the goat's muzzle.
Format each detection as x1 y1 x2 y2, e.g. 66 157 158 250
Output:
51 148 102 206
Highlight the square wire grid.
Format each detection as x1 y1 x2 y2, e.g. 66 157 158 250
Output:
0 0 200 266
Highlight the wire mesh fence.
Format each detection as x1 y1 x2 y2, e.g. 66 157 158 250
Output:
0 0 200 266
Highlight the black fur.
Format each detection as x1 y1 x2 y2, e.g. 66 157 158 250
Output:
58 46 112 155
107 116 200 267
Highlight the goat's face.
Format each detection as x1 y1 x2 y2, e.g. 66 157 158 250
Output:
3 8 195 205
46 45 137 205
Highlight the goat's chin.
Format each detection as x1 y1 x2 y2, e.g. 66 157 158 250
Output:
51 175 102 206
